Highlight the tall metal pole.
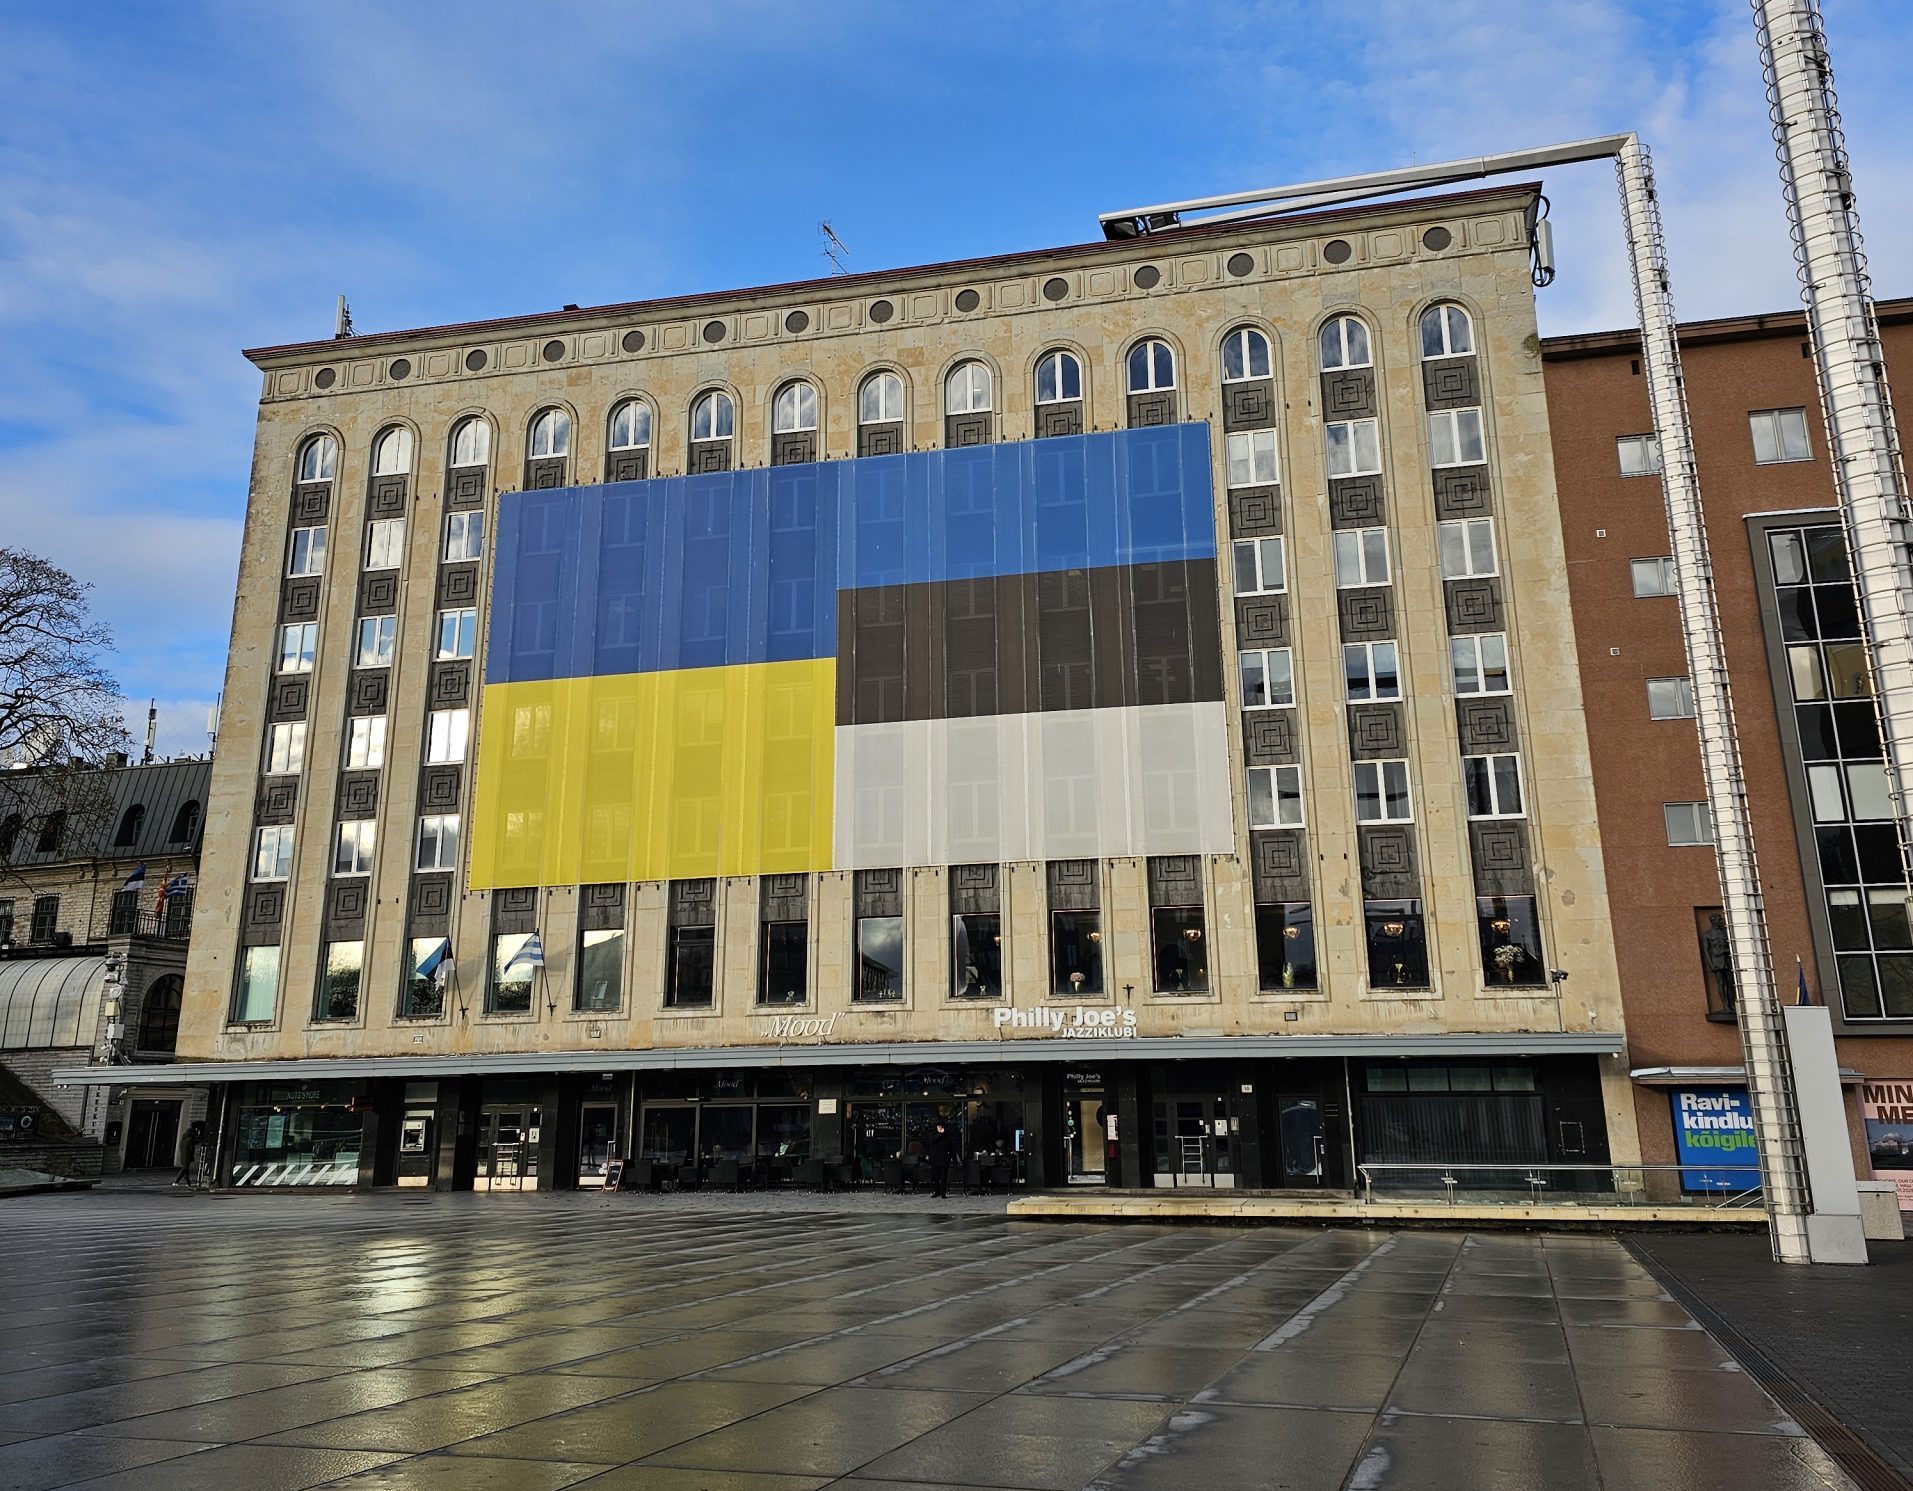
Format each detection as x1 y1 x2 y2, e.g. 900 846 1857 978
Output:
1754 0 1913 897
1616 139 1813 1263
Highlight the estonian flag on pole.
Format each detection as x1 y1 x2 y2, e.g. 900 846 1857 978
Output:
502 932 545 980
121 864 145 892
1797 955 1812 1006
414 937 452 982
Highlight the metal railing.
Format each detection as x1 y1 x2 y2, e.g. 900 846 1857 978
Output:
1357 1162 1764 1210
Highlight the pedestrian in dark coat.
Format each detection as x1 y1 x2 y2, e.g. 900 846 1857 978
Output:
926 1122 956 1199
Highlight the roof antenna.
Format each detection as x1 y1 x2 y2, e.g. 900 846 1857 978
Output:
334 295 355 339
143 700 156 765
819 222 851 276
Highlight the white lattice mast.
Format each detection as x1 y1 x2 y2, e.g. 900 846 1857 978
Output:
1615 139 1813 1264
1754 0 1913 897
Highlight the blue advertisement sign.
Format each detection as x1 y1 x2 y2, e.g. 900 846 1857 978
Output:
1669 1086 1761 1194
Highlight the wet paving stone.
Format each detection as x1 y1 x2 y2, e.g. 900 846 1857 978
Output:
0 1192 1866 1490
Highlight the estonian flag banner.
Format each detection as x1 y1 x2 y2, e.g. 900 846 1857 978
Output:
121 864 146 892
414 937 451 981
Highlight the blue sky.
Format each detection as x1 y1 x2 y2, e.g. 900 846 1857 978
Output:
2 0 1909 756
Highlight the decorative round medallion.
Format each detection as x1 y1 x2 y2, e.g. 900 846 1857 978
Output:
954 288 981 312
1042 277 1069 302
1422 226 1454 251
1226 252 1255 278
313 367 336 389
621 330 645 353
784 310 810 333
702 320 726 344
868 299 895 324
542 339 565 363
387 358 410 380
1322 238 1353 265
1132 264 1162 290
465 349 488 371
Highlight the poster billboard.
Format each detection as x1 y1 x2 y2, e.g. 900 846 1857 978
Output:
1669 1087 1761 1195
1860 1079 1913 1212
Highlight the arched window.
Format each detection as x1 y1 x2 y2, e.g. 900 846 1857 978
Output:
449 417 491 468
773 382 818 434
113 805 145 848
1127 339 1176 393
945 362 993 415
691 390 735 441
138 974 183 1055
1318 316 1373 371
371 426 414 476
1420 303 1475 359
860 372 904 424
1034 350 1083 404
608 400 652 451
168 800 201 844
1222 327 1273 382
297 435 337 483
36 811 64 854
528 408 571 458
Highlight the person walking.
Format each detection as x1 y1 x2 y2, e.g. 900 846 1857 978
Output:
926 1122 956 1200
172 1121 203 1187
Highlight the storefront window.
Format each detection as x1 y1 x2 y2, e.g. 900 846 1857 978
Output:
855 915 904 1001
668 926 715 1006
1255 902 1317 991
316 940 362 1021
1151 906 1209 993
1050 911 1103 995
490 932 536 1013
231 1088 361 1186
759 920 808 1005
1364 900 1429 988
757 1104 812 1163
952 913 1003 999
1476 895 1545 986
575 929 623 1012
232 945 279 1023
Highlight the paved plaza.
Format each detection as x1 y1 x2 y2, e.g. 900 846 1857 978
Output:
0 1192 1872 1491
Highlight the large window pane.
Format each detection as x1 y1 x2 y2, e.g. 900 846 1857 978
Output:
669 926 716 1007
317 940 362 1021
233 946 279 1022
1365 901 1429 989
854 916 904 1002
759 920 808 1005
1151 905 1209 993
1051 910 1103 995
576 929 624 1012
952 913 1003 999
1478 895 1544 986
490 932 536 1013
1255 902 1316 991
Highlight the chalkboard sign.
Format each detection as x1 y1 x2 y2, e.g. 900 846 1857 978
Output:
602 1159 626 1192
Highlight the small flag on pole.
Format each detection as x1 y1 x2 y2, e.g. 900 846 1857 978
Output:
1796 955 1812 1006
120 864 145 893
502 932 545 980
157 871 191 911
414 937 452 982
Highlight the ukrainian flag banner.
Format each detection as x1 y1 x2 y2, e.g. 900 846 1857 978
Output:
470 424 1231 889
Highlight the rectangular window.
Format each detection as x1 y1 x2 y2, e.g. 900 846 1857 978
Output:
1353 760 1413 823
1255 902 1317 991
1231 536 1285 596
277 622 317 674
1343 640 1401 702
759 921 809 1005
0 899 13 945
1248 764 1305 829
435 607 477 660
1750 407 1811 464
332 819 376 875
356 615 396 668
364 518 404 570
1366 900 1429 989
1428 407 1486 467
952 912 1003 999
489 932 537 1014
1479 895 1545 986
1051 910 1103 996
1225 428 1279 488
1463 753 1525 818
1664 801 1713 846
1647 676 1696 719
266 720 306 775
233 945 280 1023
345 715 387 769
251 825 293 881
576 928 624 1012
1631 556 1676 596
669 926 717 1007
29 896 58 944
1450 633 1510 696
1151 905 1209 993
287 525 327 577
1333 527 1390 588
1438 517 1498 579
316 940 362 1021
402 937 447 1018
445 511 485 563
1325 418 1382 478
1239 648 1294 708
426 708 470 764
1617 434 1663 476
854 916 904 1002
415 814 460 871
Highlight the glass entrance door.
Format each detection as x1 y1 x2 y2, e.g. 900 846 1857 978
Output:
1276 1096 1325 1186
578 1104 618 1187
1151 1096 1235 1186
1061 1080 1108 1184
477 1106 539 1191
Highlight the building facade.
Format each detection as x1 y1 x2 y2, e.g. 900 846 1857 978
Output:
84 184 1634 1192
1546 299 1913 1206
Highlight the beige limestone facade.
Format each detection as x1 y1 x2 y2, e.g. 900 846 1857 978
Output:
140 182 1637 1190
